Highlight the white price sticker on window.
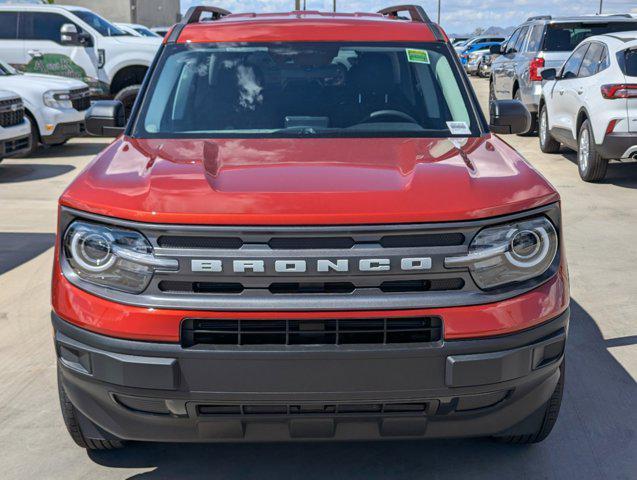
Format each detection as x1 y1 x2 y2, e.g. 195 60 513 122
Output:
446 121 471 135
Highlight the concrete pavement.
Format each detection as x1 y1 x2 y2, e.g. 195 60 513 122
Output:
0 78 635 479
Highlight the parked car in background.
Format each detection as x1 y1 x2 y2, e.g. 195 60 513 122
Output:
150 26 171 37
464 44 501 75
0 59 88 154
450 36 469 47
0 89 30 162
455 34 505 53
478 52 496 77
458 42 502 66
0 4 162 115
116 23 161 38
490 14 637 134
538 32 637 182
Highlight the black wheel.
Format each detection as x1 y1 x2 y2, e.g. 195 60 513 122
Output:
489 80 496 102
578 120 608 182
495 362 564 444
538 105 560 154
15 114 39 157
514 89 536 136
114 85 141 121
58 367 124 450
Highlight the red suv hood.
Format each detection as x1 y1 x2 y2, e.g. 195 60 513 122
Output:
61 136 558 225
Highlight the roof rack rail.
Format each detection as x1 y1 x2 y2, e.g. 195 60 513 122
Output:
378 5 431 23
182 5 231 24
526 15 552 21
166 5 231 43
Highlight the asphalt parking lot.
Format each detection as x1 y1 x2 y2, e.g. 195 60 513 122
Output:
0 78 635 479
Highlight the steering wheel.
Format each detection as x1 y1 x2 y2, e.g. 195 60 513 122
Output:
359 110 419 125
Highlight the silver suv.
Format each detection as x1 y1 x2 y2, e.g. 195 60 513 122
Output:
490 14 637 133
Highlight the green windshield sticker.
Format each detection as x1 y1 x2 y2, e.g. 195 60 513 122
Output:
406 49 430 64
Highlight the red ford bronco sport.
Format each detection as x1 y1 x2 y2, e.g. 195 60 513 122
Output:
52 5 569 449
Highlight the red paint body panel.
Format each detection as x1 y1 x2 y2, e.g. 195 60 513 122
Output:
60 135 558 225
176 15 438 44
52 261 569 343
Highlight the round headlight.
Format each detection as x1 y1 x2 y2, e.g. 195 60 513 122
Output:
445 216 559 290
70 230 116 272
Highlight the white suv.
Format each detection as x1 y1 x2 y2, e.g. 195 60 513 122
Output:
0 59 88 154
0 89 30 162
539 32 637 182
0 4 161 112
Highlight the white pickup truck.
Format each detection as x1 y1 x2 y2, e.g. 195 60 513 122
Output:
0 4 162 114
0 89 30 162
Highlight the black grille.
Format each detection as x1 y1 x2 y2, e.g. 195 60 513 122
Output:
197 402 429 417
3 136 29 154
0 97 24 128
156 233 463 250
181 317 442 347
160 278 464 295
70 88 91 111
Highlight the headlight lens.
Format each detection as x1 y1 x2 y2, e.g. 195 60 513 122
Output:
63 221 177 294
43 90 73 109
445 216 558 289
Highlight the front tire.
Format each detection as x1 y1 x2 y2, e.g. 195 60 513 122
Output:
58 367 125 450
114 85 141 121
539 105 561 153
495 362 565 444
578 120 608 182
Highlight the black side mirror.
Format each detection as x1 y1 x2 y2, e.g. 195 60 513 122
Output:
85 101 126 137
489 99 531 135
489 44 502 54
541 68 557 81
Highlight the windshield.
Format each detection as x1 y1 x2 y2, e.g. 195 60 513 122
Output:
0 60 17 76
135 26 160 37
134 42 480 139
543 22 637 51
73 10 127 37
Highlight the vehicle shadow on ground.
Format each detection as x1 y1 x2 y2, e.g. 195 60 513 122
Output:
562 151 637 189
0 163 75 183
32 141 111 159
0 232 55 275
87 300 637 480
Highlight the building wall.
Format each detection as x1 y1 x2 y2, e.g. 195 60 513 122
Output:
59 0 181 27
61 0 132 23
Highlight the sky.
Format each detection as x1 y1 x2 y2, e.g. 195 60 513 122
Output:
180 0 637 35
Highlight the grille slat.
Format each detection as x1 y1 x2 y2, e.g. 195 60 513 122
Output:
197 402 429 417
0 97 24 128
181 317 442 347
156 233 464 250
69 88 91 111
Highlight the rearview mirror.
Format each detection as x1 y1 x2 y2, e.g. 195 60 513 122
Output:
541 68 557 81
489 44 502 54
489 100 531 135
85 101 126 137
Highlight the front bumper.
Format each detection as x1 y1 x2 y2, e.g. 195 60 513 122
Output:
596 132 637 160
54 309 568 442
41 121 86 145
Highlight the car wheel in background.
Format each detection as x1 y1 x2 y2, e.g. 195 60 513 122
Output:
514 89 537 136
114 85 141 121
539 105 561 154
577 120 608 182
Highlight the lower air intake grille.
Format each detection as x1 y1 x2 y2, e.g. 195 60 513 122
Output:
181 317 442 347
197 402 429 417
